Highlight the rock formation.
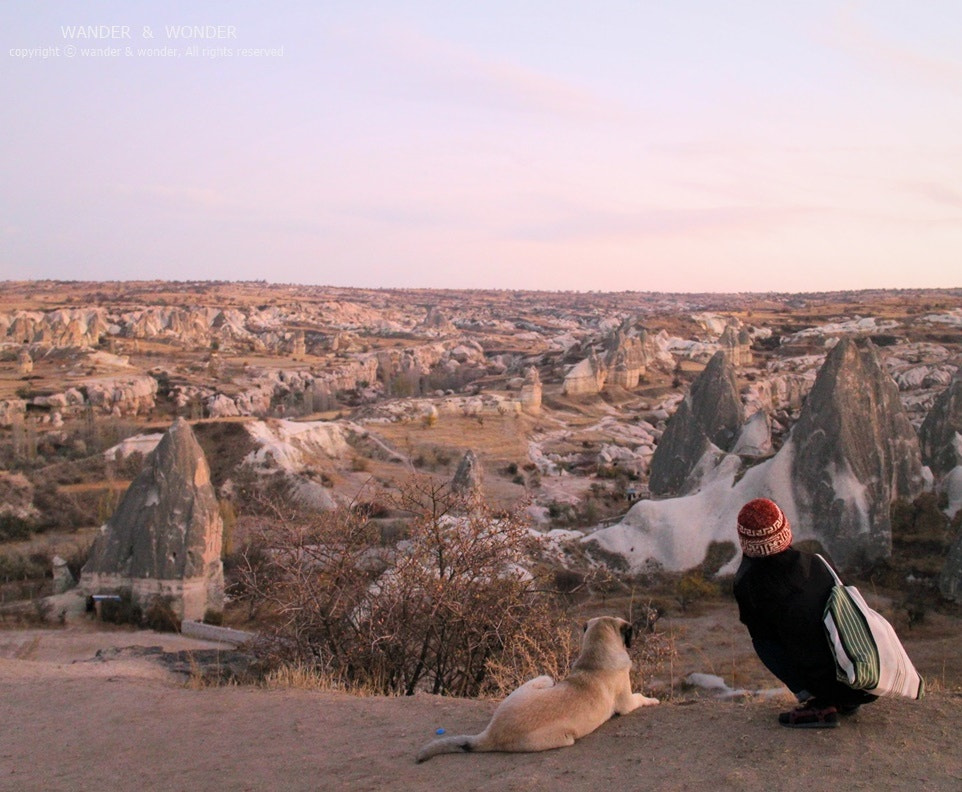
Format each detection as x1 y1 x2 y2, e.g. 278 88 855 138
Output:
17 346 33 375
790 338 925 568
562 351 606 396
291 330 306 360
0 472 36 522
587 339 930 575
519 367 542 415
560 326 657 396
919 371 962 478
419 306 456 334
603 328 649 389
194 357 379 418
7 312 42 344
0 400 27 427
940 525 962 601
85 375 158 416
731 411 772 458
451 449 484 501
919 371 962 597
648 351 744 496
718 326 752 367
376 342 489 396
81 418 224 621
52 555 75 594
207 352 223 380
2 308 108 348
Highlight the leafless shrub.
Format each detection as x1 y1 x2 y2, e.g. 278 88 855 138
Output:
0 552 49 583
143 595 181 632
240 476 578 697
483 613 578 699
29 598 53 626
237 499 379 665
629 623 676 695
675 572 719 612
31 480 97 532
98 591 143 625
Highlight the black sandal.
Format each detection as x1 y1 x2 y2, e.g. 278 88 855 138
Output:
778 702 839 729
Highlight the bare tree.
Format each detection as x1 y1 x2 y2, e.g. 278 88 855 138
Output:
238 476 573 697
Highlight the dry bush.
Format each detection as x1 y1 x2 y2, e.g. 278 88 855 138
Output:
675 572 719 612
97 591 143 625
0 552 50 584
240 476 584 697
143 595 181 632
410 445 453 471
237 500 381 672
483 612 578 699
629 622 676 694
0 514 34 542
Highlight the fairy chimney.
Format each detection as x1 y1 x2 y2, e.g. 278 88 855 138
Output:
790 338 925 568
451 449 484 501
292 330 306 360
81 418 224 621
520 367 543 415
648 351 744 496
17 346 33 375
562 351 606 396
719 326 752 367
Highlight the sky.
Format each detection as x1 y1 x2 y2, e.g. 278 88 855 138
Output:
2 1 961 293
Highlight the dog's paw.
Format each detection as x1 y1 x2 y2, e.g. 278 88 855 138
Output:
623 693 660 711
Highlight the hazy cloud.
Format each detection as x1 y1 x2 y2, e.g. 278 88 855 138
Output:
507 204 824 243
117 184 231 211
830 4 962 94
899 181 962 209
333 20 620 120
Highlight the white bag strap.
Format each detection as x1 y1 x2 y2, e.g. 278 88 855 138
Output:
815 553 843 586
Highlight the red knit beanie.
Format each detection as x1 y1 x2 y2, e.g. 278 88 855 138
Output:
737 498 792 557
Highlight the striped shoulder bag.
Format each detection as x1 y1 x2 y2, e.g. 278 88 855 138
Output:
817 554 924 700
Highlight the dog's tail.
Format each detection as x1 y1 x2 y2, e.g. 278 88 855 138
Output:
415 733 485 763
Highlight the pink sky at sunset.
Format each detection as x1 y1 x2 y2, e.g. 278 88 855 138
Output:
2 1 960 292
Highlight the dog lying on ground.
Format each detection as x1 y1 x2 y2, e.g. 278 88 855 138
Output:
415 616 658 762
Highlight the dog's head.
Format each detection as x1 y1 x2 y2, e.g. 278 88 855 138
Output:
583 616 633 649
575 616 634 671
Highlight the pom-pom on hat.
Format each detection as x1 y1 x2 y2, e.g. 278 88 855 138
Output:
737 498 792 557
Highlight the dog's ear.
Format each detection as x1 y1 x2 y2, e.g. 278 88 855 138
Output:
621 621 633 649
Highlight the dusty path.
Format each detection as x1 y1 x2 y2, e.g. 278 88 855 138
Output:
2 642 960 792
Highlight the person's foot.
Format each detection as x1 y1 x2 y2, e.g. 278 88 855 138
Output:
778 701 839 728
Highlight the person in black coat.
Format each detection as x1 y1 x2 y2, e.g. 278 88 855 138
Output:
733 498 876 728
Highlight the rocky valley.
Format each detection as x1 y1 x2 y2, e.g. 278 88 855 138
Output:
2 280 962 616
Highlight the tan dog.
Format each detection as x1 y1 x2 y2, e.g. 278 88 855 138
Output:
415 616 658 762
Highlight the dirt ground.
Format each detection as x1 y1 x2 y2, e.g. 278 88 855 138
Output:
2 602 961 792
